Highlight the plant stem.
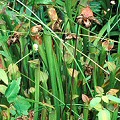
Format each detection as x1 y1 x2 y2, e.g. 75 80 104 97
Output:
34 59 40 120
83 104 89 120
43 32 59 119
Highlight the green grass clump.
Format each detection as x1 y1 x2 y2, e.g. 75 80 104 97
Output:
0 0 120 120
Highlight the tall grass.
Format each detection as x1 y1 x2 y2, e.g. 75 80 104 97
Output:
0 0 120 120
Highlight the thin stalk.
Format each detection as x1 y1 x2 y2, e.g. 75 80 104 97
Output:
41 72 52 119
109 71 116 89
81 28 89 95
83 104 89 120
34 60 40 120
99 48 107 86
65 0 74 32
93 61 97 94
78 0 90 97
19 36 29 90
82 28 89 60
41 109 47 120
38 45 48 67
70 24 79 117
43 33 59 119
33 40 48 68
53 52 64 102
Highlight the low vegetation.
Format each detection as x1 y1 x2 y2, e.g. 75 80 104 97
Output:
0 0 120 120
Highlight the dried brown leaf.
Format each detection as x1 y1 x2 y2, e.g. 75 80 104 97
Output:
31 34 42 45
68 68 79 78
48 7 58 21
82 94 89 103
107 89 119 95
102 40 114 51
31 25 43 34
52 18 62 31
81 6 93 18
7 32 20 46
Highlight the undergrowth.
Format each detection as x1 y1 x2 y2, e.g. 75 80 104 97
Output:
0 0 120 120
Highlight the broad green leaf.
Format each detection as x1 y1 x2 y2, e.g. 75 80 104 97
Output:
102 96 109 103
5 78 21 103
98 109 110 120
90 97 101 108
0 85 7 94
94 103 103 111
0 69 8 85
107 95 120 103
106 62 116 72
9 104 16 116
14 96 31 116
10 109 16 116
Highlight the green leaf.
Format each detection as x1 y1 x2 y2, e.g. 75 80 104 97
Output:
0 36 8 45
64 52 74 64
14 96 31 116
90 1 101 14
0 85 7 94
5 78 21 103
10 109 16 116
107 95 120 103
35 0 52 4
72 94 79 100
0 69 8 85
98 109 110 120
95 86 104 94
106 62 116 72
0 51 11 62
90 97 101 108
102 96 109 103
49 110 56 120
94 103 103 111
